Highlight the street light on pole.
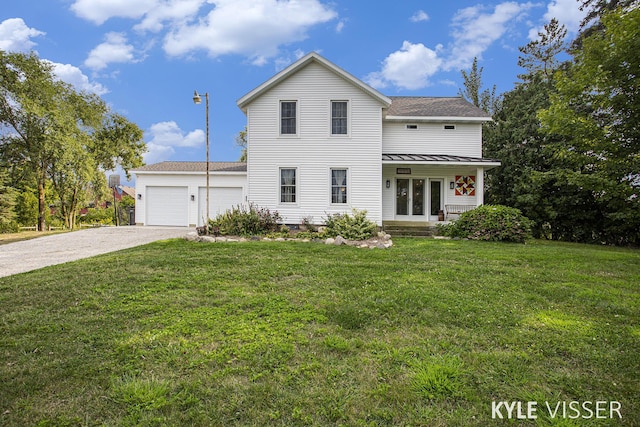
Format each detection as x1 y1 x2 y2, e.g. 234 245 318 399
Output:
193 90 210 226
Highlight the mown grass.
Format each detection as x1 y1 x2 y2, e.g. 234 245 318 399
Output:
0 238 638 426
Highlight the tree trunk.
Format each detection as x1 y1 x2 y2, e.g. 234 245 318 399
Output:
37 179 46 231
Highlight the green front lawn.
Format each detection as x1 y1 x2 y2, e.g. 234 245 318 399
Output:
1 239 638 426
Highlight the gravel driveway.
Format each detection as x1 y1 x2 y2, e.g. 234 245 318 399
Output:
0 226 190 278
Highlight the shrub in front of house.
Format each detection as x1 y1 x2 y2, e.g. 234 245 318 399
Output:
440 204 533 243
323 209 377 240
208 204 282 236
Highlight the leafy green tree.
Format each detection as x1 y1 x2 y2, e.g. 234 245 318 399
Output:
483 20 569 238
14 187 39 227
1 51 61 230
539 7 640 244
0 169 17 225
575 0 637 47
235 126 247 162
518 18 567 81
0 51 145 229
458 57 500 114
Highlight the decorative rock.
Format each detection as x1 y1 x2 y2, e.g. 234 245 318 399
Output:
186 232 394 249
184 232 199 242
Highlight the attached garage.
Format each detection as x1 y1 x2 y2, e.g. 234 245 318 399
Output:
132 161 247 227
146 186 189 226
197 187 244 226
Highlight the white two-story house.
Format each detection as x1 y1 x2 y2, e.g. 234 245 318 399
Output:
133 52 499 227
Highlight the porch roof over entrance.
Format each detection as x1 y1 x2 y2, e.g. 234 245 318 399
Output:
382 153 500 168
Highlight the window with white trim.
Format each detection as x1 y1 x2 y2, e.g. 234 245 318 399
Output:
331 169 348 204
280 101 297 135
280 168 296 203
331 101 348 135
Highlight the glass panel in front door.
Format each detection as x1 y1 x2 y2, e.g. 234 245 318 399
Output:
396 179 409 215
412 179 425 216
430 180 442 216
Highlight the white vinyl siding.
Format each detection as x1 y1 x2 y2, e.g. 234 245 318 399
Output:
244 61 384 224
382 121 483 158
197 187 244 226
134 172 246 226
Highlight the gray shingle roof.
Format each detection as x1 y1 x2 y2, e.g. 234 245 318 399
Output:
386 97 491 118
132 161 247 173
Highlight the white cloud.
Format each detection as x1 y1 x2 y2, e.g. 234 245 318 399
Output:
70 0 158 25
365 41 443 90
0 18 45 52
133 0 203 33
410 10 429 23
366 2 537 91
163 0 337 62
446 2 536 70
84 32 137 70
528 0 588 39
47 62 109 95
144 121 204 162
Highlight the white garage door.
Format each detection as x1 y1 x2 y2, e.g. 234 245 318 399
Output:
198 187 244 226
146 186 189 226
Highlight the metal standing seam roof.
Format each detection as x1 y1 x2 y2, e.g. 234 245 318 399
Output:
382 154 500 164
132 161 247 173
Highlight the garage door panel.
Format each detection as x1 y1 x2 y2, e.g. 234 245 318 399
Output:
198 187 243 226
146 186 188 226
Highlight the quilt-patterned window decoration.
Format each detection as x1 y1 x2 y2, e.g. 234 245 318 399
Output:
455 175 476 196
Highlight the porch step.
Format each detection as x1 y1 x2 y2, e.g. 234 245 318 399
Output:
383 224 441 237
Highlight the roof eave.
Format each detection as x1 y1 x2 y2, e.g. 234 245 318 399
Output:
131 170 247 175
384 115 493 123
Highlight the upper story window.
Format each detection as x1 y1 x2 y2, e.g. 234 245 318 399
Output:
331 101 348 135
280 168 296 203
280 101 297 135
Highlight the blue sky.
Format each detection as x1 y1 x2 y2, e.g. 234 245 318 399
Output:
1 0 587 170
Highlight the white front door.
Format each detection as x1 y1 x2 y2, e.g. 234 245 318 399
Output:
395 178 426 219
